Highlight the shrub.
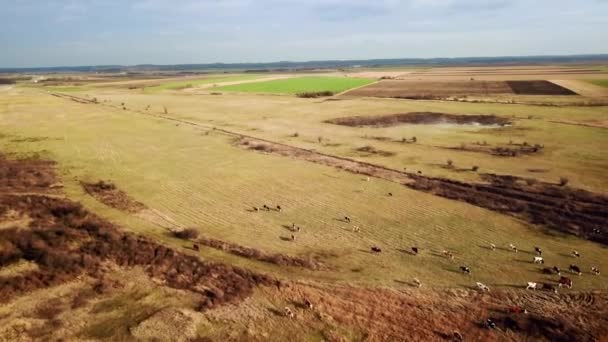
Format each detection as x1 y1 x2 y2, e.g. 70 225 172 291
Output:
447 159 454 167
559 177 569 187
296 91 334 98
412 136 417 143
173 228 199 240
471 165 479 172
293 132 299 137
525 178 538 186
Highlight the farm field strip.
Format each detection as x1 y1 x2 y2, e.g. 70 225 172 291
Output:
215 76 375 94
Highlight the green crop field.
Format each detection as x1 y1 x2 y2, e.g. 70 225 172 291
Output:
588 79 608 88
215 76 375 94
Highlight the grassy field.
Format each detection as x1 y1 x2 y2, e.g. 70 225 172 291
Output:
1 86 607 290
215 76 375 94
588 79 608 88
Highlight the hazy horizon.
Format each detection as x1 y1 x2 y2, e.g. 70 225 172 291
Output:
2 0 607 68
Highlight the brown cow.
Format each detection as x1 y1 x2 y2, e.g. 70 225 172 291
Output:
558 276 572 288
193 244 200 252
542 283 558 294
371 246 382 254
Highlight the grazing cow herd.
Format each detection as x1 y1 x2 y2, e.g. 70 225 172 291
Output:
244 198 602 324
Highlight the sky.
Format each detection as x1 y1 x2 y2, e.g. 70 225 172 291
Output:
1 0 607 68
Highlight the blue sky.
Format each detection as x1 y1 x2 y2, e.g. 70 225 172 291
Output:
1 0 607 67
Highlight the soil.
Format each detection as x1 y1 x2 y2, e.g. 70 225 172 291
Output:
506 81 578 95
82 180 146 213
344 80 514 98
0 155 59 194
325 112 512 127
0 155 277 310
237 138 608 245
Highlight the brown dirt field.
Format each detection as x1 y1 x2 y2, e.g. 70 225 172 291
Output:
506 81 577 95
237 137 608 245
273 282 608 341
0 155 277 311
345 80 514 98
325 112 512 127
82 180 146 213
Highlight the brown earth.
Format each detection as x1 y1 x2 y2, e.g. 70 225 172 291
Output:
344 80 580 99
237 138 608 245
506 81 577 95
325 112 512 127
344 80 514 98
0 155 60 194
82 180 146 213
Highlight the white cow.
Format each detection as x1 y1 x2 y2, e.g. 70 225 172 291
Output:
533 256 544 264
476 282 490 292
526 282 538 290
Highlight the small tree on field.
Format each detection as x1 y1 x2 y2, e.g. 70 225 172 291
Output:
173 228 199 240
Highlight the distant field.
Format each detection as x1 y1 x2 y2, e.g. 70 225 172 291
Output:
588 79 608 88
215 76 375 94
144 74 264 92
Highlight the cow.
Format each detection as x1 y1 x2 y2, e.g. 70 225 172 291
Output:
569 264 582 275
284 307 294 319
291 234 296 242
344 216 351 223
352 226 360 233
508 306 527 314
442 250 454 260
413 278 422 288
304 299 313 310
411 247 419 255
490 243 496 251
553 266 562 276
572 250 580 258
534 246 542 256
542 283 558 294
591 267 600 275
388 192 393 197
533 256 544 264
452 331 463 342
476 282 490 292
276 205 282 212
371 246 382 254
542 267 554 275
263 204 270 211
558 276 572 288
253 206 259 212
509 243 518 253
526 282 538 290
460 266 471 275
193 244 200 252
486 319 497 329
